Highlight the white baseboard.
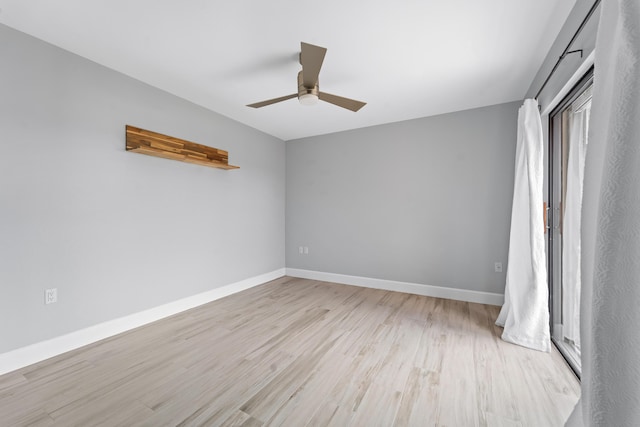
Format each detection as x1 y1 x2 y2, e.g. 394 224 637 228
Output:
286 268 504 306
0 268 502 376
0 268 285 376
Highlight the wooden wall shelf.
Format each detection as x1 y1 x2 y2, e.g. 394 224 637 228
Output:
125 125 239 170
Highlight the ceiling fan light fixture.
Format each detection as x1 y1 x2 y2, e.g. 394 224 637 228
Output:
299 93 319 106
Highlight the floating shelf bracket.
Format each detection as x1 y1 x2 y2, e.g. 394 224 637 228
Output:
125 125 239 170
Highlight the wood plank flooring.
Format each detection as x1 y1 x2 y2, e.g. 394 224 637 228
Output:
0 277 579 426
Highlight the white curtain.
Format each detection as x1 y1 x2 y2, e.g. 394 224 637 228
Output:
566 0 640 425
562 102 590 346
496 98 550 352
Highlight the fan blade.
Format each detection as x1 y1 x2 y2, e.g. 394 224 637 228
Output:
247 93 298 108
300 42 327 88
318 92 366 112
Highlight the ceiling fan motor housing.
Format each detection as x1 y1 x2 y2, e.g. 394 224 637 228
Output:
298 71 319 98
297 71 319 105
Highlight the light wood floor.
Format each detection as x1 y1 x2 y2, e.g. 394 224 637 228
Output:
0 277 579 426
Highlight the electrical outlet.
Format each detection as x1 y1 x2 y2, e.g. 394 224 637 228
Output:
494 262 503 273
299 246 304 254
303 246 309 254
45 288 58 304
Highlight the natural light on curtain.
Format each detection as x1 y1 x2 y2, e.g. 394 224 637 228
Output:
565 0 640 425
496 98 550 353
562 99 591 347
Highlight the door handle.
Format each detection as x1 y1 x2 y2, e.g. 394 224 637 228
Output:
544 203 551 233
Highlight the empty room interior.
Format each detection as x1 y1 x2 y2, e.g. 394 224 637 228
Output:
2 0 639 426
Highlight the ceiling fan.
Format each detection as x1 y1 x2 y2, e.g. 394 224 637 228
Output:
247 42 366 112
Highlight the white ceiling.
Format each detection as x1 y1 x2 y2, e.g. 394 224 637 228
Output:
0 0 574 141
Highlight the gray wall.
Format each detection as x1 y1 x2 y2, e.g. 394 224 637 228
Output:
0 24 285 354
286 101 520 294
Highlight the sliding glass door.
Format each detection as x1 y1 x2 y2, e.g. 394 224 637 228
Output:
548 70 593 377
